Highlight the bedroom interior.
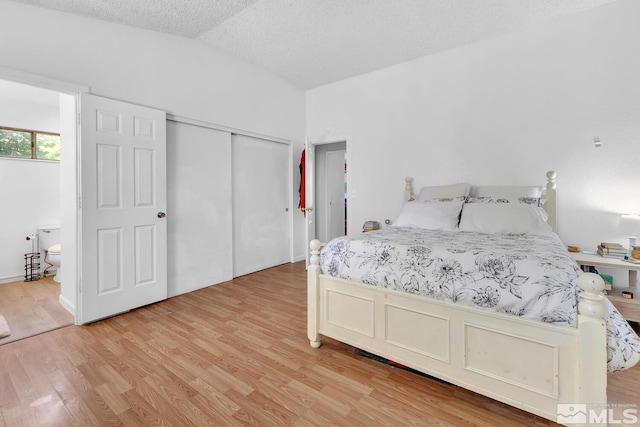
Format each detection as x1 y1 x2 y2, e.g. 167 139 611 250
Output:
1 0 639 425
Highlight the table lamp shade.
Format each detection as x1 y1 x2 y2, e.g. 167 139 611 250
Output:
619 215 640 259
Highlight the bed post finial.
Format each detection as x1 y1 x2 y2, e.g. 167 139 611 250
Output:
405 177 414 202
544 171 557 233
310 240 321 266
577 273 605 319
546 171 557 189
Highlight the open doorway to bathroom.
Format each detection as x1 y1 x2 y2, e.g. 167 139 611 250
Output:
314 141 347 242
0 78 75 344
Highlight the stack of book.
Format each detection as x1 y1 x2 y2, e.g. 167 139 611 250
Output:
362 221 380 232
597 242 627 259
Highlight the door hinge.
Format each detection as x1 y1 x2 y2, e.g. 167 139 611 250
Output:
77 112 81 126
78 196 82 209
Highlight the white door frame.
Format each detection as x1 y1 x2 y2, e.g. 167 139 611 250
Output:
305 134 351 262
0 67 89 323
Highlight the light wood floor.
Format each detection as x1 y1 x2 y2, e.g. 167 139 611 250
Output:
0 276 74 346
0 262 637 426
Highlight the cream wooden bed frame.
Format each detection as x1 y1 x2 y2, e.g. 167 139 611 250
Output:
308 171 607 426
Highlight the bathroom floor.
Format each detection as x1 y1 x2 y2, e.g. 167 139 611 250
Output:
0 276 74 346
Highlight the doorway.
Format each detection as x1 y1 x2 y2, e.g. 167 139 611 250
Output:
305 136 350 256
314 142 346 242
0 75 80 335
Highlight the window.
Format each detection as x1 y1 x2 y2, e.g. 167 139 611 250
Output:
0 126 60 160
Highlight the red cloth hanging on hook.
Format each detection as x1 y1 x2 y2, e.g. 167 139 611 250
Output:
298 149 306 216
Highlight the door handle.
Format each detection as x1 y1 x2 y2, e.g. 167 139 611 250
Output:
304 207 313 212
157 212 166 218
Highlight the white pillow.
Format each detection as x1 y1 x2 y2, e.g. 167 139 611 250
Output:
473 185 542 198
417 183 471 201
458 203 552 235
394 200 463 231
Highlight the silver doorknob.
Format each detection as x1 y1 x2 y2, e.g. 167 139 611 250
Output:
306 207 313 212
157 212 166 218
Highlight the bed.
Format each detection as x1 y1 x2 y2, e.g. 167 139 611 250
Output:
307 171 640 424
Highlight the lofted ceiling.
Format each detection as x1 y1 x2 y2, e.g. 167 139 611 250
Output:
8 0 619 89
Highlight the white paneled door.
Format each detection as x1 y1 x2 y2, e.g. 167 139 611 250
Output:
232 135 290 277
79 94 167 324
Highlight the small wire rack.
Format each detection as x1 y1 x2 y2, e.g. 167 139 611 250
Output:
24 252 41 282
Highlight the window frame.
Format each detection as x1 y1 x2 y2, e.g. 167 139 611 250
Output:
0 125 60 161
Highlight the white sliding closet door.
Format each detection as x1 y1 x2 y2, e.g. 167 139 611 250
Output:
166 121 233 296
232 135 290 277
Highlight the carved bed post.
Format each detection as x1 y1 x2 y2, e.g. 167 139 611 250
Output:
545 171 557 233
308 239 322 348
404 177 414 202
576 273 607 409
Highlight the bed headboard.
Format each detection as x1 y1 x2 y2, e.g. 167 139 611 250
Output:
404 171 558 233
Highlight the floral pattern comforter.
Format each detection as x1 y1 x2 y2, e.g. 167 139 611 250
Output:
320 227 640 372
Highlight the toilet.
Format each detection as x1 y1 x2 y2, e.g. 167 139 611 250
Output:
38 225 61 283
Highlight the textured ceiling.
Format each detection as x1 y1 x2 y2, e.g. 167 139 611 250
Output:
8 0 619 89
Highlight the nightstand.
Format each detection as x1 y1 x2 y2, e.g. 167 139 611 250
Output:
570 252 640 322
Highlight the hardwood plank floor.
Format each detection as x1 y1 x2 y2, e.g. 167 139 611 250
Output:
0 277 74 346
0 262 637 426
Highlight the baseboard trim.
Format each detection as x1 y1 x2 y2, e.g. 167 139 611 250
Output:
0 274 24 285
292 254 306 263
58 295 76 320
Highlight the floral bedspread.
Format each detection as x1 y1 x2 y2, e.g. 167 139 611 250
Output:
320 227 640 372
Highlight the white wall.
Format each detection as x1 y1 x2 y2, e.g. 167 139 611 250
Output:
0 2 308 292
0 93 60 282
0 2 305 141
0 159 60 282
59 92 77 312
307 0 640 288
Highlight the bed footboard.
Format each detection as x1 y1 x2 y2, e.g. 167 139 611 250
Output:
307 239 607 425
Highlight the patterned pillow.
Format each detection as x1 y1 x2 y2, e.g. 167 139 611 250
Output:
417 183 471 201
422 196 468 203
466 196 541 206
